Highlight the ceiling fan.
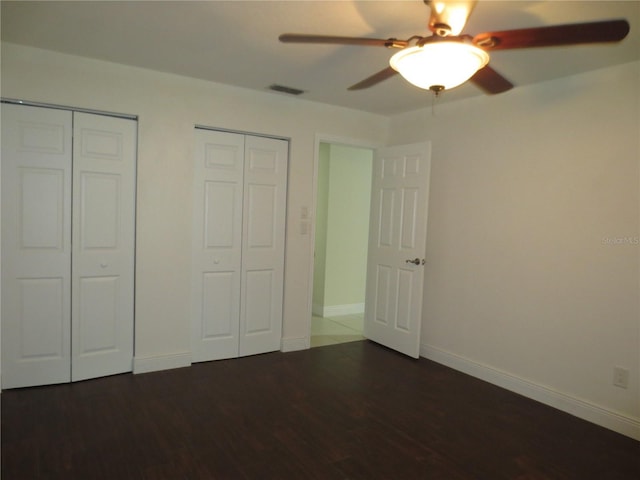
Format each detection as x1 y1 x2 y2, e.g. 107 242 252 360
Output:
279 0 630 95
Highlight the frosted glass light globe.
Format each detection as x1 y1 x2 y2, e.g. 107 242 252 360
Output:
390 41 489 91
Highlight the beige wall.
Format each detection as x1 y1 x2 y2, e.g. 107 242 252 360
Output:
324 144 372 309
389 60 640 437
313 143 372 315
1 41 637 438
312 143 331 312
0 43 389 368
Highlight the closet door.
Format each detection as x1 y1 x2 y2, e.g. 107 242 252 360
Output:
192 129 288 362
192 129 245 362
1 104 136 389
1 104 73 389
239 136 288 356
71 112 136 381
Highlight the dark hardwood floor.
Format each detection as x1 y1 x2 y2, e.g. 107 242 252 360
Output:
2 340 639 479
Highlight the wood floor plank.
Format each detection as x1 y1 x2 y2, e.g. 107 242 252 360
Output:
2 340 639 479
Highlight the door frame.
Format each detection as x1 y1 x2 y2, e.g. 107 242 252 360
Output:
306 134 381 346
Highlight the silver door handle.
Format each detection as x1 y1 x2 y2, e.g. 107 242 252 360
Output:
405 258 425 265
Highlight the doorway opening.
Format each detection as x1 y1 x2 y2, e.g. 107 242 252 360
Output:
310 142 373 348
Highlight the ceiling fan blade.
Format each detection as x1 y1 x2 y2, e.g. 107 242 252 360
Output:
426 0 477 36
470 65 514 94
348 66 399 90
473 19 630 50
279 33 408 48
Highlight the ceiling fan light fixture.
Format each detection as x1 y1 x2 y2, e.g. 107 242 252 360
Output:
389 41 489 91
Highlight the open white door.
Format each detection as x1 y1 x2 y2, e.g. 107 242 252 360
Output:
364 142 431 358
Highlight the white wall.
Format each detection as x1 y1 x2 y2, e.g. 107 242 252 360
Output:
389 61 640 439
0 42 389 369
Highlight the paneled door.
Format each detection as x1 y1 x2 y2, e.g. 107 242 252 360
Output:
364 142 431 358
1 104 73 388
192 130 244 361
192 129 288 362
239 135 288 356
1 103 136 389
71 112 136 382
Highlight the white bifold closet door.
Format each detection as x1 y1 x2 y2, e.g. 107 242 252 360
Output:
1 103 136 389
71 112 136 381
192 129 288 362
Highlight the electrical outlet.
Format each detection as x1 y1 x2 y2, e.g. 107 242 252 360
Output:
613 366 630 389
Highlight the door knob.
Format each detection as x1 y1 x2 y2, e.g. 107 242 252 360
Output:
405 258 424 265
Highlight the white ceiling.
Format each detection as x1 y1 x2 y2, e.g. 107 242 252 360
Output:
2 0 639 115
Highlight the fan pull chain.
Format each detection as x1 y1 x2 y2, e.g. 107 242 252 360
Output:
429 85 444 116
430 89 441 116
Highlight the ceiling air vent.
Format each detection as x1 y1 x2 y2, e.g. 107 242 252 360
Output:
269 84 305 96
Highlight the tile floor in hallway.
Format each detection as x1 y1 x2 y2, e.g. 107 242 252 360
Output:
310 313 365 347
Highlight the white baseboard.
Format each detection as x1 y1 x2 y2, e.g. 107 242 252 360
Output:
420 343 640 441
321 303 365 317
281 336 309 352
133 351 192 374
